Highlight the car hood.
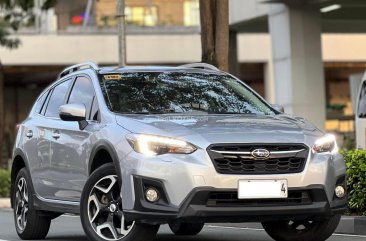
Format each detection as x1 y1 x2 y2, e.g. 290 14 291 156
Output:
115 114 323 147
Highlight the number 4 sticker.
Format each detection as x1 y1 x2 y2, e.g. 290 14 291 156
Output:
281 183 286 194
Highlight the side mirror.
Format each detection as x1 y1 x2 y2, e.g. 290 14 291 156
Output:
59 104 88 130
272 104 285 113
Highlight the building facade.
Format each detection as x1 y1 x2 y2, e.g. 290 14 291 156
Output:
0 0 363 161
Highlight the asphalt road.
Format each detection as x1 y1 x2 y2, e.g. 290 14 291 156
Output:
0 210 365 241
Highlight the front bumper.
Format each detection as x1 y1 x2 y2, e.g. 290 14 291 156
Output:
119 146 347 224
124 178 347 224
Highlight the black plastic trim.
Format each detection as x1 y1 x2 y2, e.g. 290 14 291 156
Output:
89 140 123 184
133 176 172 206
124 184 347 225
132 176 178 214
32 194 80 214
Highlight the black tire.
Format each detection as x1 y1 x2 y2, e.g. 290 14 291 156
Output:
169 222 204 235
13 168 51 240
80 163 159 241
262 215 341 241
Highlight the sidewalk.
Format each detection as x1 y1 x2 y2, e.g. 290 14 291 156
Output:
0 197 365 235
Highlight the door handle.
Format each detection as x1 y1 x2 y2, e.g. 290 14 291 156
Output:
52 131 61 139
26 130 33 138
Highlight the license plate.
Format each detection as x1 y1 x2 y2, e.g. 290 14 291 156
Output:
238 179 288 199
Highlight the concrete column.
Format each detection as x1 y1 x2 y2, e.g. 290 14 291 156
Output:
349 73 363 114
229 30 240 76
264 61 276 104
268 2 326 129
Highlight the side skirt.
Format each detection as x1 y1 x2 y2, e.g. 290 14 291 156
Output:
32 194 80 214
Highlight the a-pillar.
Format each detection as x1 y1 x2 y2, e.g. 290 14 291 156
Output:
268 2 326 129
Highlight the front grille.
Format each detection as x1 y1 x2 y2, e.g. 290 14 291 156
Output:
206 190 312 207
207 144 309 175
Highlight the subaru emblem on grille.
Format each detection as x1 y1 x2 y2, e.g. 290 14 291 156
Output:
251 149 270 159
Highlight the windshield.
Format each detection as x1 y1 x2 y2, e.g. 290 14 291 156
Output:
99 72 276 115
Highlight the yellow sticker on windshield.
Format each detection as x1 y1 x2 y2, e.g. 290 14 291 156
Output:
104 74 122 80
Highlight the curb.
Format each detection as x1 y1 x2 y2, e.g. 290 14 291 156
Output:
0 198 10 209
336 216 366 235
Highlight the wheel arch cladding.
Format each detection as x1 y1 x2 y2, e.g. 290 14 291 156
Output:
89 140 123 182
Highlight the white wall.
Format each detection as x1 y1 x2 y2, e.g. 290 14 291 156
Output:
2 33 366 65
236 34 366 63
0 34 202 65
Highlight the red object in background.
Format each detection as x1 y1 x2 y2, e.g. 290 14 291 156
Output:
71 15 84 25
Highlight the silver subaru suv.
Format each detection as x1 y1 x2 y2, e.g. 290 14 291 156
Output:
11 62 346 241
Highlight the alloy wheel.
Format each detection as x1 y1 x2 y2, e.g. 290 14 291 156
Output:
15 177 29 231
87 175 135 240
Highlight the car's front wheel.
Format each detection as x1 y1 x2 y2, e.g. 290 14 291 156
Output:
262 215 341 241
80 163 159 241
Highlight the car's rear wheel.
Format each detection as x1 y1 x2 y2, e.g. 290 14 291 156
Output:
80 163 159 241
13 168 51 240
262 215 341 241
169 222 204 235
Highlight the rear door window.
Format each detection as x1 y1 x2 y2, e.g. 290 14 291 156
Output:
44 79 72 118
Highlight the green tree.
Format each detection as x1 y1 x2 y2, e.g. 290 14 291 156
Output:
0 0 56 167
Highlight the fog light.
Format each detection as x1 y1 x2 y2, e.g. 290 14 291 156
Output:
145 188 159 202
335 185 345 198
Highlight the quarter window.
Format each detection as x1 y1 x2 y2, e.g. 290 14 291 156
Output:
68 76 95 120
34 90 50 114
45 79 72 118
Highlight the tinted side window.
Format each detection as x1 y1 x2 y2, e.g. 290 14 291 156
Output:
34 90 49 114
68 76 95 120
358 82 366 118
45 79 72 118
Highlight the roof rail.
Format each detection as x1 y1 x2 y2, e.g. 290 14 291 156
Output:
179 63 219 71
58 61 99 79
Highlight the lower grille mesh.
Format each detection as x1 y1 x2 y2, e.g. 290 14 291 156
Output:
206 191 312 207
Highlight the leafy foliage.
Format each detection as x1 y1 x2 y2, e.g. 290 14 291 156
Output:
342 149 366 215
0 0 56 49
0 168 10 197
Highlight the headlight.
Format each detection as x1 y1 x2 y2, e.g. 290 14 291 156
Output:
126 133 197 156
312 134 338 154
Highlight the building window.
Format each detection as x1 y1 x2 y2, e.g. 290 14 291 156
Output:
125 6 158 27
184 0 199 26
